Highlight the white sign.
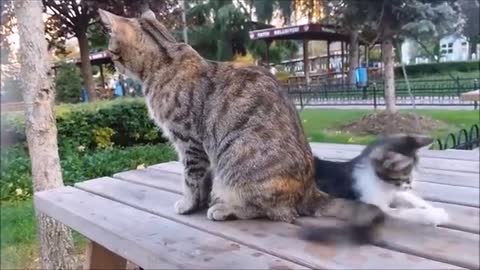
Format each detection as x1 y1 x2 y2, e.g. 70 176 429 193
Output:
273 27 300 36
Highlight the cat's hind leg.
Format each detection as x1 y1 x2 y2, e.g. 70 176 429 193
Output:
206 183 264 221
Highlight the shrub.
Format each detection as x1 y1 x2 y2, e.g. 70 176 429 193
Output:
395 61 479 77
1 98 167 150
0 144 177 201
55 63 83 103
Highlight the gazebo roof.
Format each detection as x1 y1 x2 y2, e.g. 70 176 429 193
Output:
248 23 350 42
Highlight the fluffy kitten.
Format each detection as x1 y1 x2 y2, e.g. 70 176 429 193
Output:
302 134 449 243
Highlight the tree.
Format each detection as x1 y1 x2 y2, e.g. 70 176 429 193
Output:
43 0 98 101
187 0 250 60
14 0 76 268
336 0 464 114
55 63 83 103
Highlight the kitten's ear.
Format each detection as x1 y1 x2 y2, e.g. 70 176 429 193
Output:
411 135 433 148
98 9 123 33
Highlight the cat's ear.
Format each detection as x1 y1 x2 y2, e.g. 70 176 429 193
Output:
98 9 123 33
410 135 433 148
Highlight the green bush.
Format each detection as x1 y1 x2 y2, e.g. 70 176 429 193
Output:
55 63 83 103
395 61 479 77
0 144 177 201
1 98 167 149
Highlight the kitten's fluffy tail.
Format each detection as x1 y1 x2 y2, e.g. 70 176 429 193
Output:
299 199 386 244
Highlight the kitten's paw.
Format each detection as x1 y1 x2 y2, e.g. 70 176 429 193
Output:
174 198 198 215
207 204 234 221
423 207 449 226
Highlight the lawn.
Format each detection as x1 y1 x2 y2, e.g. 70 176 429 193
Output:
1 108 479 269
300 109 479 144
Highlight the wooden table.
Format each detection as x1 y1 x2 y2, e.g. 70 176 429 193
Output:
34 143 480 269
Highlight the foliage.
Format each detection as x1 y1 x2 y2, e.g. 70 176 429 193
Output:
1 98 166 149
186 0 249 61
394 61 480 77
93 127 115 149
0 143 177 201
54 63 83 103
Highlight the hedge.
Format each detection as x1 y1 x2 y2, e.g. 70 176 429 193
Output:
395 61 479 77
1 98 166 150
0 144 177 201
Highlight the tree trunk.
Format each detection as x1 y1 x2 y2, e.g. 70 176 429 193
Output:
77 25 96 102
15 1 77 269
382 35 397 114
347 31 359 85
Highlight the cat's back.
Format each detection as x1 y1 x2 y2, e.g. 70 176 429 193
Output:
204 62 313 182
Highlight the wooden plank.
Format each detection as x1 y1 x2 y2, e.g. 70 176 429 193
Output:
84 241 127 270
415 169 479 189
149 161 480 189
310 142 480 161
297 217 479 269
75 178 459 269
148 163 480 208
34 186 308 270
415 181 479 208
431 202 480 234
310 146 479 174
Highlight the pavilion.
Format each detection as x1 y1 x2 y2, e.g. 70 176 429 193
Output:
248 23 379 84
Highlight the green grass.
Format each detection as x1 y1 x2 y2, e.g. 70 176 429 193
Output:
300 109 480 145
0 200 37 270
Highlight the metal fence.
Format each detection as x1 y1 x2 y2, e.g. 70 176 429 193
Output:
432 124 480 150
283 78 480 107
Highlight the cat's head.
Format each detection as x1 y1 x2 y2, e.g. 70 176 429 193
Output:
98 9 177 80
365 134 433 189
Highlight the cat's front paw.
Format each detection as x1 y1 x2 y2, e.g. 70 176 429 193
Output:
423 207 449 226
174 198 198 215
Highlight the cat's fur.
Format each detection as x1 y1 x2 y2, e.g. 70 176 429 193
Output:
301 134 449 243
98 9 328 223
98 10 437 242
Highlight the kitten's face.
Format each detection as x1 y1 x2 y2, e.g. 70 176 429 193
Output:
98 9 175 80
367 134 433 189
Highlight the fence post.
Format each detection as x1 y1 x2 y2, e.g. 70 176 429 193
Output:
474 79 478 110
456 75 461 96
372 82 377 110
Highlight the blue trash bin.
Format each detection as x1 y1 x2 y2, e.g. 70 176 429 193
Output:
355 67 368 88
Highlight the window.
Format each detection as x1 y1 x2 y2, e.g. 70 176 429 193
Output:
462 42 467 46
448 43 453 48
441 44 447 48
448 49 453 53
441 49 447 54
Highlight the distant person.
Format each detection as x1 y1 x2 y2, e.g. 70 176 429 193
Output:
80 83 89 103
114 79 124 98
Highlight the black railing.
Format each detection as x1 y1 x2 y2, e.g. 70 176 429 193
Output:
432 124 480 150
283 78 479 107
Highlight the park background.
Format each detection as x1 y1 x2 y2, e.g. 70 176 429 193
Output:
1 0 479 268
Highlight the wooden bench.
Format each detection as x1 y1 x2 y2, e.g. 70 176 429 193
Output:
34 143 480 269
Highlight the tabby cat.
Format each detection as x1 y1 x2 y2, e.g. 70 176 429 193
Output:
98 9 327 222
302 134 450 243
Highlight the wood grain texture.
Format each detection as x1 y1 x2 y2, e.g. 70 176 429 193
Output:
310 142 480 161
310 146 479 174
84 241 127 270
76 177 462 269
34 187 307 270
